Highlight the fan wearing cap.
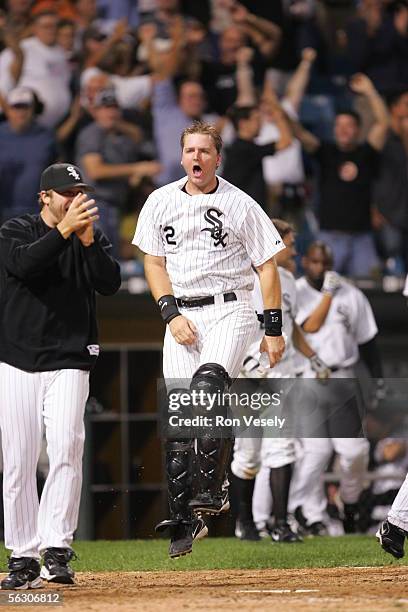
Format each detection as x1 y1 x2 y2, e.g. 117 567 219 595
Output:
76 88 161 254
0 87 56 225
0 162 121 589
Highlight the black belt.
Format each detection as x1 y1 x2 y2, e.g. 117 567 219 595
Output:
176 292 237 309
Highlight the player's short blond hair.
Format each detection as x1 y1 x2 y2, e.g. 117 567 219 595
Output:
180 122 223 154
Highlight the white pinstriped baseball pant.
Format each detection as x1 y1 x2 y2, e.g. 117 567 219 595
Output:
0 363 89 558
288 367 369 523
162 291 259 382
231 369 297 527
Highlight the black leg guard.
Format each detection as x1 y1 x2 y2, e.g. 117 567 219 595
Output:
198 436 233 495
188 363 233 515
189 437 233 515
157 388 194 526
156 439 194 530
156 388 209 557
156 439 208 558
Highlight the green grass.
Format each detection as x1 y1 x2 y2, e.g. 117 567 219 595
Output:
2 537 406 572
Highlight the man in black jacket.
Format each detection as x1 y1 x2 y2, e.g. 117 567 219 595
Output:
0 163 121 589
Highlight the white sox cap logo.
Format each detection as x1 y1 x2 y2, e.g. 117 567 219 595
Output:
67 166 81 181
87 344 100 356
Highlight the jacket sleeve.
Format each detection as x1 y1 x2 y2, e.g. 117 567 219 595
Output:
0 218 68 279
81 229 122 295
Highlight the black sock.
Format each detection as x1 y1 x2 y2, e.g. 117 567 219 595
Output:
231 474 255 523
269 464 293 524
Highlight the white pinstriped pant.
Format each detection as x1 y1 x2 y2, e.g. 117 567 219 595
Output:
288 367 369 523
231 372 297 527
0 363 89 558
388 472 408 531
162 291 259 382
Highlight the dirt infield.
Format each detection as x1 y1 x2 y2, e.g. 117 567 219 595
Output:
2 566 408 611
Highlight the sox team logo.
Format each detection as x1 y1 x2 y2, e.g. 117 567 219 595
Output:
67 166 81 181
201 208 228 248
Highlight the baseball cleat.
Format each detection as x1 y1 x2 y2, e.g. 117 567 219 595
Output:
235 519 261 541
270 522 303 543
308 521 328 537
294 506 327 537
256 522 273 539
1 557 42 590
376 520 407 559
156 516 208 559
171 516 208 559
189 490 230 516
40 548 76 584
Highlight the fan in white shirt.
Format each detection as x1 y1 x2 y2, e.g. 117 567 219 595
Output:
0 12 71 127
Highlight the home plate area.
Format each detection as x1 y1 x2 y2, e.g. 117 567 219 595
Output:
3 566 407 612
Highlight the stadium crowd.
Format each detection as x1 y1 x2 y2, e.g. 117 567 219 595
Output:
0 0 407 276
0 0 407 544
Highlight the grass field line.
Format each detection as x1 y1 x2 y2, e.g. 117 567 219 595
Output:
2 536 406 572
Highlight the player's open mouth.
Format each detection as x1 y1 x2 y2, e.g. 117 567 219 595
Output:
193 164 203 178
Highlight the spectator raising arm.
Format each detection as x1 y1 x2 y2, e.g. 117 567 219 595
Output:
285 47 317 113
142 19 185 82
349 73 389 151
229 1 282 60
84 18 129 69
3 32 24 85
235 46 256 107
56 95 84 144
261 79 292 151
290 116 320 153
269 99 293 151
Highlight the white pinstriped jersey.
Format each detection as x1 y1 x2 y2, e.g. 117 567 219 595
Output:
132 175 285 299
248 266 297 376
295 276 378 369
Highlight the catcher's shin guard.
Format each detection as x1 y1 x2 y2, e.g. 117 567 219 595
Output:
189 436 233 515
188 362 233 515
159 439 194 524
155 439 208 558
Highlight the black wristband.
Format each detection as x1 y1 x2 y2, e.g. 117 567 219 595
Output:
158 295 181 324
264 308 282 336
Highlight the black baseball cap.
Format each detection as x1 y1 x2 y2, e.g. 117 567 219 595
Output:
94 88 119 108
40 163 94 192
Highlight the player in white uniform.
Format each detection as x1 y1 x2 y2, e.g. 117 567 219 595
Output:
289 241 383 535
132 122 285 558
377 278 408 559
231 220 330 542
